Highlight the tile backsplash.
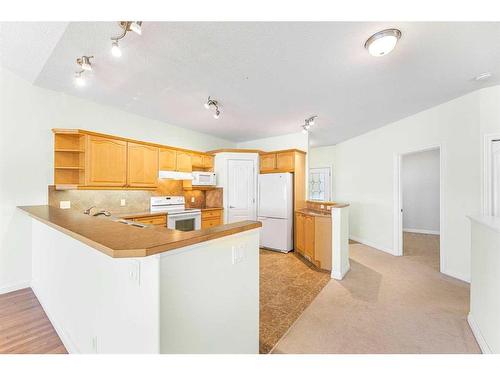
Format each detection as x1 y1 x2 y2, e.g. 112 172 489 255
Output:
48 185 224 214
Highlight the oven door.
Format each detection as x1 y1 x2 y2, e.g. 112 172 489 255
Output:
167 213 201 231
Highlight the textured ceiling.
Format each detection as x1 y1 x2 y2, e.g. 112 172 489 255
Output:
2 22 499 146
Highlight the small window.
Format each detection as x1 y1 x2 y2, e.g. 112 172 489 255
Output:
309 167 331 201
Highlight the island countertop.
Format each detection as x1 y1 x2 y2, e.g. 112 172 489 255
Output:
18 205 261 258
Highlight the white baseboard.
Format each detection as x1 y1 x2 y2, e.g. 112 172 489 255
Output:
0 280 30 295
349 235 396 256
467 313 491 354
403 228 440 235
31 283 79 354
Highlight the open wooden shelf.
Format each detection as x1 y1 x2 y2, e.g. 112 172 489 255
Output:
55 149 85 153
55 166 85 170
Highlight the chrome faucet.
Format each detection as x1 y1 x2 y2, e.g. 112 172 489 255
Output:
83 206 96 215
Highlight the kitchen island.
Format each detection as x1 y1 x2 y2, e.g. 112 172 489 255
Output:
18 205 261 354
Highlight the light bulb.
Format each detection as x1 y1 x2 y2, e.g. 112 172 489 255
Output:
368 35 398 56
213 111 220 119
204 102 210 109
81 58 92 71
130 21 142 35
111 41 122 57
74 72 85 87
308 119 315 126
302 128 308 134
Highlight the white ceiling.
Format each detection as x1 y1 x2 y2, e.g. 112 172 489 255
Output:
1 22 499 146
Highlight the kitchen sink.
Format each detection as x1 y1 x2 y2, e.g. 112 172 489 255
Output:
111 218 148 228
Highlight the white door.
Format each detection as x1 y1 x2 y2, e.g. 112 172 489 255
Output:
493 141 500 216
227 159 256 223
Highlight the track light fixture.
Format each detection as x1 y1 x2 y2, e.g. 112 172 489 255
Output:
204 96 221 120
301 115 318 133
76 56 93 71
110 21 143 58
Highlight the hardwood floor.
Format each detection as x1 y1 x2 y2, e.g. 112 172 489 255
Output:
0 288 66 354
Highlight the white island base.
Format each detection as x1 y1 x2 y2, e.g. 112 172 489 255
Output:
31 219 259 354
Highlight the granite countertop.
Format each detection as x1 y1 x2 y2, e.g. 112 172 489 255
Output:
19 205 260 258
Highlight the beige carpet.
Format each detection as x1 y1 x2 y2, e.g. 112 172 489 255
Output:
272 234 480 354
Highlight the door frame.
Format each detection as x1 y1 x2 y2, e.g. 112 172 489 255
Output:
482 133 500 216
393 144 444 272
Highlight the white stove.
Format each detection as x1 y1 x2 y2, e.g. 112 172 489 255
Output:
150 196 201 231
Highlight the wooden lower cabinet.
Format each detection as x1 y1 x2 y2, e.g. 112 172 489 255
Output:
294 212 332 271
125 215 167 226
201 209 223 229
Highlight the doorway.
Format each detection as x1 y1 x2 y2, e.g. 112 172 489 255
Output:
227 159 257 223
394 145 443 272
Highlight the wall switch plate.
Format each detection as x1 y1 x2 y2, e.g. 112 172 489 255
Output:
120 199 126 206
60 201 71 209
232 244 246 264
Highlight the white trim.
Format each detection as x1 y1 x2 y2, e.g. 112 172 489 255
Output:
393 144 445 274
0 280 30 295
31 282 79 354
403 228 440 235
467 313 491 354
349 235 396 256
483 133 500 215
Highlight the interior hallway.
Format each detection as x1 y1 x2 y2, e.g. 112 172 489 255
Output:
272 234 480 354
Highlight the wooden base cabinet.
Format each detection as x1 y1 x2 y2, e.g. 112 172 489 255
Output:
201 209 223 229
294 212 332 271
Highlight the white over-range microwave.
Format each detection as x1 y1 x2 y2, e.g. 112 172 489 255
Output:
192 171 216 186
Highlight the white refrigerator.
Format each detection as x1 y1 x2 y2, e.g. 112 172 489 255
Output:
258 173 293 252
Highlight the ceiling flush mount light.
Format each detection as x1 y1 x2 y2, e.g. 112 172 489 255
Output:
110 21 143 58
365 29 401 57
475 72 493 81
76 56 94 71
205 96 221 120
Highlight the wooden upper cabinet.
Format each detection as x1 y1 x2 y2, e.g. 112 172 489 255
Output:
202 155 214 169
85 135 127 186
276 151 295 171
191 154 203 168
260 154 276 172
127 142 158 187
159 148 176 171
176 151 192 172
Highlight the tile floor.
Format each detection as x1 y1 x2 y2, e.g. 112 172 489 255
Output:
259 249 330 353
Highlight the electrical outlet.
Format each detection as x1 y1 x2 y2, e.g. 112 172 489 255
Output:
320 204 325 209
120 199 126 206
129 261 140 285
60 201 71 209
91 336 98 353
191 197 195 203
